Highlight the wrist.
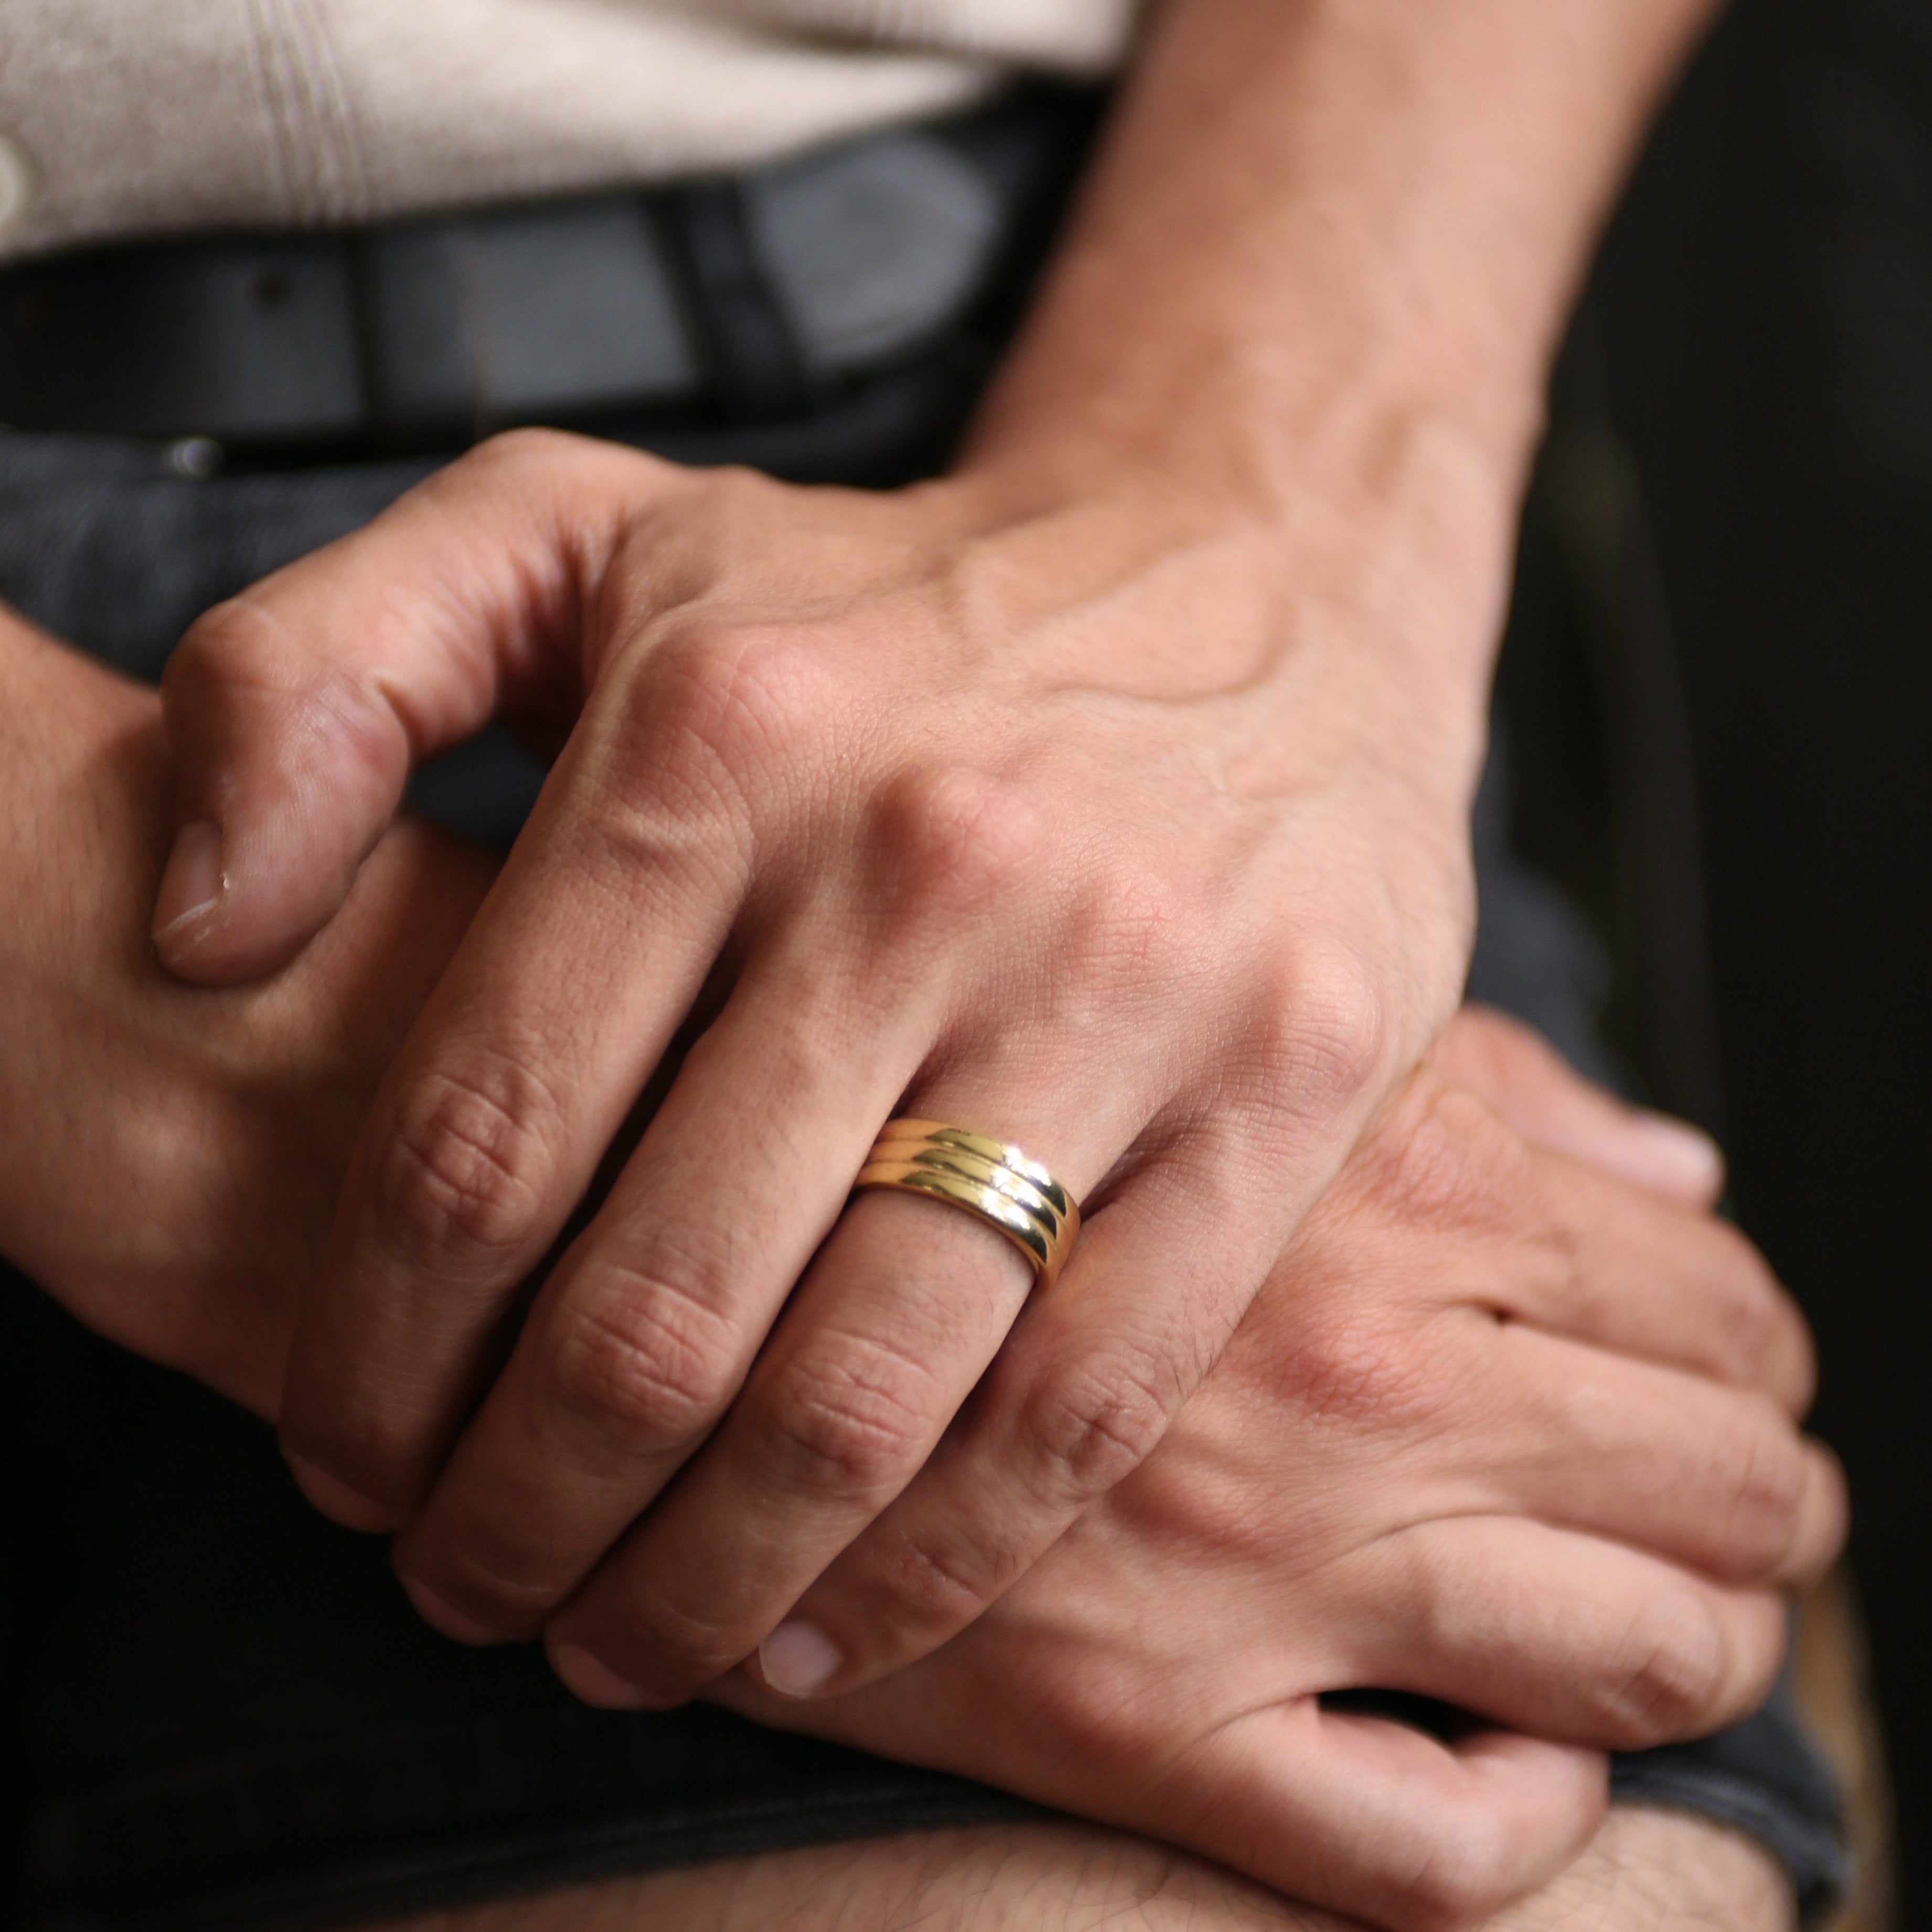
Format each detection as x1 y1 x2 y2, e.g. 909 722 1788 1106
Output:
945 0 1722 699
952 208 1545 558
941 373 1518 772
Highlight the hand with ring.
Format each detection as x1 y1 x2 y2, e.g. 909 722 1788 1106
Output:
686 1007 1849 1929
0 614 1835 1929
143 0 1714 1713
148 420 1496 1709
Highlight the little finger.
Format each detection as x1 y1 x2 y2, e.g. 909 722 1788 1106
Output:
1348 1515 1789 1751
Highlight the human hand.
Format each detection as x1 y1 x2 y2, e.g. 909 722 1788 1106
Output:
1488 1808 1792 1932
150 423 1508 1699
139 0 1737 1706
685 1007 1842 1930
0 607 494 1415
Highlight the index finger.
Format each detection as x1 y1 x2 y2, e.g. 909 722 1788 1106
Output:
277 667 751 1528
154 430 666 983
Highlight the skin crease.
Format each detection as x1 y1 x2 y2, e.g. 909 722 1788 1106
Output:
145 0 1737 1750
0 621 1835 1928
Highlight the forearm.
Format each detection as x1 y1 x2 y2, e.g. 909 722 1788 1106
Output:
960 0 1718 719
978 0 1715 483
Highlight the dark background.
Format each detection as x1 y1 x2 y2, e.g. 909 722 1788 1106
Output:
1500 0 1931 1912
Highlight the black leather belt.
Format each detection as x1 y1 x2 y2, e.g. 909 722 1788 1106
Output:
0 93 1097 455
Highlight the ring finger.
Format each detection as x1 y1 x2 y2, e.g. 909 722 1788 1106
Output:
542 1059 1143 1707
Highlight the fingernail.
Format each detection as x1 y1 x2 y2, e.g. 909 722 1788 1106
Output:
1630 1111 1725 1196
550 1643 650 1710
759 1621 842 1698
285 1454 399 1532
152 818 227 949
398 1573 506 1647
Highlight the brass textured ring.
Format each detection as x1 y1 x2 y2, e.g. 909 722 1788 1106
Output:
853 1117 1081 1289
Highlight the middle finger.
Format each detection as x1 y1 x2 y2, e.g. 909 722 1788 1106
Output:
389 924 943 1641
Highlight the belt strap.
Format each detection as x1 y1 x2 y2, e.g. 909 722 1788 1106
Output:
0 120 1030 449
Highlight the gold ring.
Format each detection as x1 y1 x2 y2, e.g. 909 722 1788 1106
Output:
853 1117 1081 1289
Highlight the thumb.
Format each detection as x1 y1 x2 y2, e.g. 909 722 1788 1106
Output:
151 430 662 983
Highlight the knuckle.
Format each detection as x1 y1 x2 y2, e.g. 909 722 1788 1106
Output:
1710 1252 1784 1371
1774 1306 1820 1418
646 621 834 784
1602 1589 1730 1742
1364 1080 1537 1238
463 424 585 476
1712 1406 1809 1574
1708 1230 1816 1405
1045 861 1207 1027
1016 1344 1177 1504
167 593 285 692
1254 945 1395 1114
1276 1304 1442 1427
412 1539 568 1639
756 1340 936 1499
1731 1297 1808 1408
454 425 661 505
592 624 834 883
871 764 1053 920
375 1053 563 1263
547 1264 742 1450
1794 1443 1850 1583
592 1585 755 1697
163 594 405 833
1383 1819 1521 1932
865 1523 1002 1639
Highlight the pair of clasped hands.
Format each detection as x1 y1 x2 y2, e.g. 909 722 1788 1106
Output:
46 431 1840 1930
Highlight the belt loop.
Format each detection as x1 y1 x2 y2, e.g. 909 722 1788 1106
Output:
659 179 814 423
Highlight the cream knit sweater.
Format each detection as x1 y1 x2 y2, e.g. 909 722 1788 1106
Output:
0 0 1136 261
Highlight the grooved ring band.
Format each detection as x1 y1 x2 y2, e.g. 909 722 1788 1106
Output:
853 1119 1081 1290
